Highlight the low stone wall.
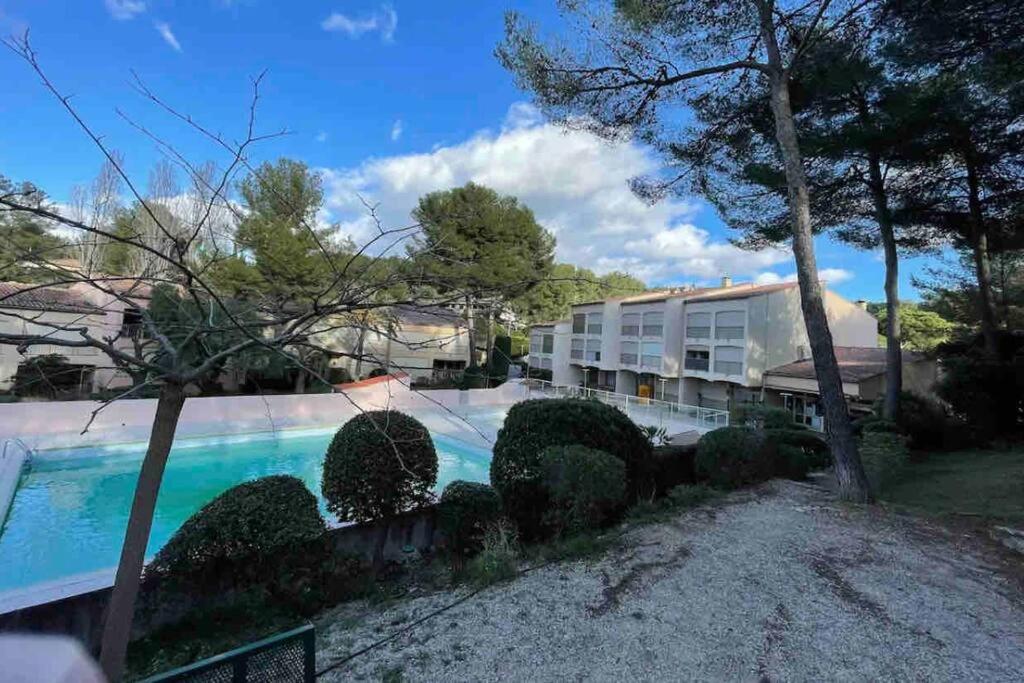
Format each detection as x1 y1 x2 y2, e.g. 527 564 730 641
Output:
0 506 441 654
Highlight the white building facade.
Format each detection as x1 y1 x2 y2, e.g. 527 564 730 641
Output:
529 280 882 426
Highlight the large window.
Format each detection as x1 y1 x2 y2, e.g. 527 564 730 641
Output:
642 311 664 337
620 312 640 337
686 312 711 339
529 335 541 355
620 340 638 365
585 338 601 362
715 310 745 340
641 341 663 370
542 334 554 354
587 312 603 335
570 337 584 360
684 348 710 371
572 313 586 334
714 346 743 376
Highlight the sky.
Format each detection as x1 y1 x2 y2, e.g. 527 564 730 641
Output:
0 0 942 302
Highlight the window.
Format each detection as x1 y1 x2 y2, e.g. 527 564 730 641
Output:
598 370 616 390
620 340 638 365
684 348 710 371
542 334 554 354
714 346 743 375
585 338 601 362
715 310 745 340
686 312 711 339
121 308 145 340
620 312 640 337
587 312 603 335
641 341 663 370
541 357 553 370
529 335 541 355
572 313 586 334
642 311 664 337
570 337 584 360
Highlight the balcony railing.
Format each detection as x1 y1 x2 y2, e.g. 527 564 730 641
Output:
620 325 639 337
520 379 729 431
620 353 638 365
642 325 664 337
686 327 711 339
684 357 709 371
641 355 662 370
570 349 583 360
715 326 745 340
587 324 603 335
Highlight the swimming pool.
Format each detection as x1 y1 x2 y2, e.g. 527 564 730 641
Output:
0 425 494 593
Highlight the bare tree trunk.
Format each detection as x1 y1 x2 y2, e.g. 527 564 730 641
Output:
758 2 871 502
867 154 903 421
354 327 367 378
99 383 186 681
464 295 478 369
966 161 1000 356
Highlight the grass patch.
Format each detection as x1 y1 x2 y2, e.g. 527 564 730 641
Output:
463 522 520 587
879 448 1024 523
524 529 619 565
626 484 720 525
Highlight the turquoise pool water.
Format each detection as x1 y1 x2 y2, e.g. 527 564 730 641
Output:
0 427 493 592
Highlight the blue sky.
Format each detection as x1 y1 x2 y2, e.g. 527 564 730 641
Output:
0 1 939 301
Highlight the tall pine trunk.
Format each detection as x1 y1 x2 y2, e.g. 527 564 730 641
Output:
758 2 871 502
867 153 903 420
965 160 1000 356
99 383 187 681
464 295 478 369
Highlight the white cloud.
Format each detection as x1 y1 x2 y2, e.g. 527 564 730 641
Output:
105 0 145 20
316 131 329 143
154 21 182 52
321 4 397 42
390 119 403 142
318 103 792 284
754 267 854 286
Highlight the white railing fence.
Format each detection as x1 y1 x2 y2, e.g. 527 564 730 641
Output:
521 379 729 431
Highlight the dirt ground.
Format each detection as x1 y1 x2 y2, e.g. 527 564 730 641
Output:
315 478 1024 682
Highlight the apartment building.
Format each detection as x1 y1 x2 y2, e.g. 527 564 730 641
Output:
528 278 921 428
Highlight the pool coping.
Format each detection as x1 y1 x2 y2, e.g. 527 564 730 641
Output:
0 567 116 615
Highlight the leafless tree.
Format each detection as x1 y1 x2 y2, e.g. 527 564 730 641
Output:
0 34 522 681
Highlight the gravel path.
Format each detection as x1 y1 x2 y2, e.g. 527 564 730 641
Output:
315 479 1024 682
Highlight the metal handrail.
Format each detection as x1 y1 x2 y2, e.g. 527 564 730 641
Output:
523 379 729 429
1 438 33 462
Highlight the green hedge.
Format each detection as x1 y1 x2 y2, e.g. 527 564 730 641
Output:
322 410 438 523
859 431 909 492
647 443 698 496
438 480 503 557
540 445 627 534
490 398 651 538
695 427 777 489
730 404 797 430
147 475 326 589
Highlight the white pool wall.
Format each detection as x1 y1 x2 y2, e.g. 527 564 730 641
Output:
0 377 531 452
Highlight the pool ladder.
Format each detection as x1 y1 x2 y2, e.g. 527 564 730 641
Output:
1 437 34 467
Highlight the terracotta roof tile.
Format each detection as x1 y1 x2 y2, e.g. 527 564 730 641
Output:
0 282 102 314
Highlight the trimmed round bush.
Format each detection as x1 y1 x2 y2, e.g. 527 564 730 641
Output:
438 480 503 557
540 445 627 534
731 404 796 430
765 428 830 472
322 410 438 522
490 398 652 537
695 427 777 489
648 443 698 496
148 475 326 587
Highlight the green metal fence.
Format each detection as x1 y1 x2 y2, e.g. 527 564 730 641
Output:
140 624 315 683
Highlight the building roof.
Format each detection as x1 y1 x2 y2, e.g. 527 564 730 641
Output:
764 346 925 384
393 305 466 328
0 282 102 314
683 282 799 303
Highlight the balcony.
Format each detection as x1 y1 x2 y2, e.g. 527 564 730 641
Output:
570 349 584 360
642 325 663 337
684 357 709 371
686 326 711 340
620 352 638 365
640 355 662 371
620 325 639 337
715 326 745 341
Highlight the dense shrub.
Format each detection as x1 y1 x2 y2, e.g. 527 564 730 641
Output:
490 398 652 537
854 415 904 435
694 427 777 489
666 483 717 508
859 431 909 493
731 404 796 430
147 475 327 589
937 353 1024 441
322 410 438 523
765 428 830 472
438 481 503 557
326 366 354 384
891 391 953 451
540 445 627 534
647 443 698 496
